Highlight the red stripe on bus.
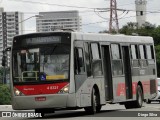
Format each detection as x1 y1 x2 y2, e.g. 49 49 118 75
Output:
117 80 151 96
132 82 137 95
116 83 126 96
141 81 150 94
14 82 68 95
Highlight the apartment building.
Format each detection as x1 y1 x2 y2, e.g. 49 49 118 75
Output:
0 7 24 66
36 10 81 32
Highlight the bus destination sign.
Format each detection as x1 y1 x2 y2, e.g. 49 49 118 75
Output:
25 36 61 45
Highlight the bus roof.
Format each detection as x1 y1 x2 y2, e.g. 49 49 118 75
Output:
14 31 153 44
71 32 153 44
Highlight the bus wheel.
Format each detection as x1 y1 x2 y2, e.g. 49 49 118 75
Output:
84 88 101 114
35 109 45 117
135 85 143 108
124 102 134 109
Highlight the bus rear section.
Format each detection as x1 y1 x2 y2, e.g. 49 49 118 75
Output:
11 32 77 111
72 33 157 111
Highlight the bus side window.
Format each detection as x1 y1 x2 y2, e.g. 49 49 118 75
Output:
146 45 155 75
74 48 85 74
146 45 155 64
131 45 139 67
84 42 91 77
91 43 103 77
111 44 123 76
139 45 147 67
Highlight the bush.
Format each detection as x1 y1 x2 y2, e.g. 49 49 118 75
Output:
0 84 11 105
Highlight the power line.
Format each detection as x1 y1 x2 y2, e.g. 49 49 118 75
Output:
94 9 109 20
118 2 135 7
9 0 160 31
118 11 129 20
10 0 101 10
21 9 160 15
97 7 160 13
82 11 154 27
13 0 140 12
19 10 99 15
82 20 109 26
21 12 158 32
8 0 160 14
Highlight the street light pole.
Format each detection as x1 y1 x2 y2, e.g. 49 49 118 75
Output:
18 15 43 23
2 50 6 84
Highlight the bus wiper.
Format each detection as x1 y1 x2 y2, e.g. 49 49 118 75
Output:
50 45 58 55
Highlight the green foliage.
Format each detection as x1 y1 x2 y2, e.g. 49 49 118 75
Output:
152 26 160 45
0 67 4 84
0 84 11 105
119 22 138 35
0 67 10 84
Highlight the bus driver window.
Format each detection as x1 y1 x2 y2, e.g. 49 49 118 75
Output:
74 48 85 74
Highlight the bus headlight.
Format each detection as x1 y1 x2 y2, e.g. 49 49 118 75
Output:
14 88 23 96
58 84 69 94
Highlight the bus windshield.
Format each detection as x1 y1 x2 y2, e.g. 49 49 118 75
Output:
12 45 70 83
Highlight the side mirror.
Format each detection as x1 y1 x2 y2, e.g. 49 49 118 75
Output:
5 47 11 51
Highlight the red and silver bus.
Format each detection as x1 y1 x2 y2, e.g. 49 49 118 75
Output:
8 31 157 115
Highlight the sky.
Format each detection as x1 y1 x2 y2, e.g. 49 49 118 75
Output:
0 0 160 33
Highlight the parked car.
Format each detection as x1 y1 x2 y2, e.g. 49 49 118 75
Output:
146 78 160 104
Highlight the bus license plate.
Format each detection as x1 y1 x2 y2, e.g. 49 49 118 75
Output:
35 97 46 101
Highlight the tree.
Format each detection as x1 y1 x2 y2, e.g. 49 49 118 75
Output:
119 22 137 35
99 30 108 33
152 26 160 45
0 67 10 84
0 67 4 84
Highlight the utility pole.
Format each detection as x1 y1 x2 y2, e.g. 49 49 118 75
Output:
109 0 119 33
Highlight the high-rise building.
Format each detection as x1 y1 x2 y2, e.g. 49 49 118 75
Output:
36 10 82 32
135 0 147 28
0 8 24 66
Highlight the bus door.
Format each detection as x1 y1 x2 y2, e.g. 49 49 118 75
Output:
74 41 87 92
122 46 132 99
102 45 113 100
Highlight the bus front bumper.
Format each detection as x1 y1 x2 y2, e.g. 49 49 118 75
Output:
12 94 76 110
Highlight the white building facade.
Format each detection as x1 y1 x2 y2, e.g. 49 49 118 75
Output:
36 10 82 32
0 8 24 66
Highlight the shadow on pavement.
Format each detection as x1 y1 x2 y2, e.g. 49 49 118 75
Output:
30 109 124 119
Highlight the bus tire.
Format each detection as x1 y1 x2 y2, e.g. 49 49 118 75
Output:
124 102 134 109
134 85 143 108
84 88 101 114
146 99 151 104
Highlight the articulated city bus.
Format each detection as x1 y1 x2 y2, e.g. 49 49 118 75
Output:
8 31 157 116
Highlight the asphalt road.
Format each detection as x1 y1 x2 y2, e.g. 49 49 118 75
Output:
0 102 160 120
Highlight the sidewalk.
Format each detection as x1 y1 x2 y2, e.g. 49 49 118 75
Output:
0 105 12 111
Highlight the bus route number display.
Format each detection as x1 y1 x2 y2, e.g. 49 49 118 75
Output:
25 36 61 45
